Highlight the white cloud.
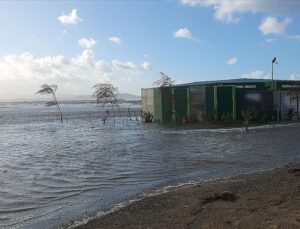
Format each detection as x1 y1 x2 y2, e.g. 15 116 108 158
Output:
259 17 291 35
289 74 300 80
58 9 82 25
241 70 270 79
0 50 151 97
142 62 151 71
265 38 276 43
227 57 238 65
108 36 122 45
173 28 199 41
78 38 97 49
181 0 300 23
287 35 300 42
112 60 138 71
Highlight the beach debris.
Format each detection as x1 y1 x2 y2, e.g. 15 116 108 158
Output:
288 166 300 175
202 191 238 205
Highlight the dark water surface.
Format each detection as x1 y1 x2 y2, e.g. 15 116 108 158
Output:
0 102 299 228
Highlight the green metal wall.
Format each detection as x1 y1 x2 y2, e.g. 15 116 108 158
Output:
205 86 215 119
161 88 173 123
153 88 162 122
217 86 234 119
146 79 300 123
205 86 236 121
189 86 206 120
174 87 188 121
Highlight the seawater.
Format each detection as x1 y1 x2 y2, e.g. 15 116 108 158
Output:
0 102 299 228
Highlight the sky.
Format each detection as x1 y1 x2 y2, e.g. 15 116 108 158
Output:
1 0 300 98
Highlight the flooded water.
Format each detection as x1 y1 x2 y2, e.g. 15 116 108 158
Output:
0 102 299 228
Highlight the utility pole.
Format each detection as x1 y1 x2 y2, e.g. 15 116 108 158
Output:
271 57 279 121
272 57 277 90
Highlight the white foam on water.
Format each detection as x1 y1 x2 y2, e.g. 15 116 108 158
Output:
66 164 290 229
67 179 206 228
159 122 300 135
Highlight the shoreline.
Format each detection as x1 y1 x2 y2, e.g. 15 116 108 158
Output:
71 164 300 229
156 120 300 130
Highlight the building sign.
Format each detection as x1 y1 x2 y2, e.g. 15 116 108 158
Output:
281 85 300 89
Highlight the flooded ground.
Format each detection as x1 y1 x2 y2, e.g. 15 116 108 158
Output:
0 102 299 228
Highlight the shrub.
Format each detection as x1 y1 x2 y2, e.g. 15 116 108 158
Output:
241 106 258 130
141 111 154 123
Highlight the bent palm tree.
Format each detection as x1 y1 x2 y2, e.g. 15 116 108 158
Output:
153 72 175 122
152 72 175 92
36 84 63 122
92 83 120 123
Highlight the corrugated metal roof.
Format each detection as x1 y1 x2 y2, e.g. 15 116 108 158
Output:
142 78 300 90
174 78 298 87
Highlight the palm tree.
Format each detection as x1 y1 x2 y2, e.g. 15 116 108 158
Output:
36 84 63 122
92 83 120 123
153 72 175 122
152 72 175 92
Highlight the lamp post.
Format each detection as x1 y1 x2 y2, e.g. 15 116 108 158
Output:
272 57 277 90
271 57 279 121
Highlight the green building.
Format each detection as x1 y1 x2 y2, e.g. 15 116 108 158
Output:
141 78 300 123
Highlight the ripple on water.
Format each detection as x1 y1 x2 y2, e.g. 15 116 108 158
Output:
0 104 299 228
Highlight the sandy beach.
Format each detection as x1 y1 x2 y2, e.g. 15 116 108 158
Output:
75 164 300 229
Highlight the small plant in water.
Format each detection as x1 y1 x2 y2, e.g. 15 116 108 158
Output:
36 84 63 122
241 106 258 131
141 111 154 123
287 108 294 120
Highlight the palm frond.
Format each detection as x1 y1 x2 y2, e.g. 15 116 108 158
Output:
92 83 119 104
152 72 175 89
36 84 57 95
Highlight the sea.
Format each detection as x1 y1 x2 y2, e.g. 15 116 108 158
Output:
0 101 299 228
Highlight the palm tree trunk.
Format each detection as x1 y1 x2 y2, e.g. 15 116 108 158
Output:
52 93 63 122
114 97 121 117
111 102 115 125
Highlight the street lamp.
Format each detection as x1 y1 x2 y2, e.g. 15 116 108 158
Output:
272 57 278 90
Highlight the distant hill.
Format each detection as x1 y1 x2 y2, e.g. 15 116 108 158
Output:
117 93 141 101
62 93 140 101
0 93 141 103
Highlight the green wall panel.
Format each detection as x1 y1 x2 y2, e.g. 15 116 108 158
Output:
205 86 215 118
153 88 162 122
217 86 233 119
189 86 206 119
174 87 187 120
161 88 173 123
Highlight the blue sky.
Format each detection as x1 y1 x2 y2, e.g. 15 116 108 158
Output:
1 0 300 98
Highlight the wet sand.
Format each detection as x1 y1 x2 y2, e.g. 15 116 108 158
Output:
75 164 300 229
